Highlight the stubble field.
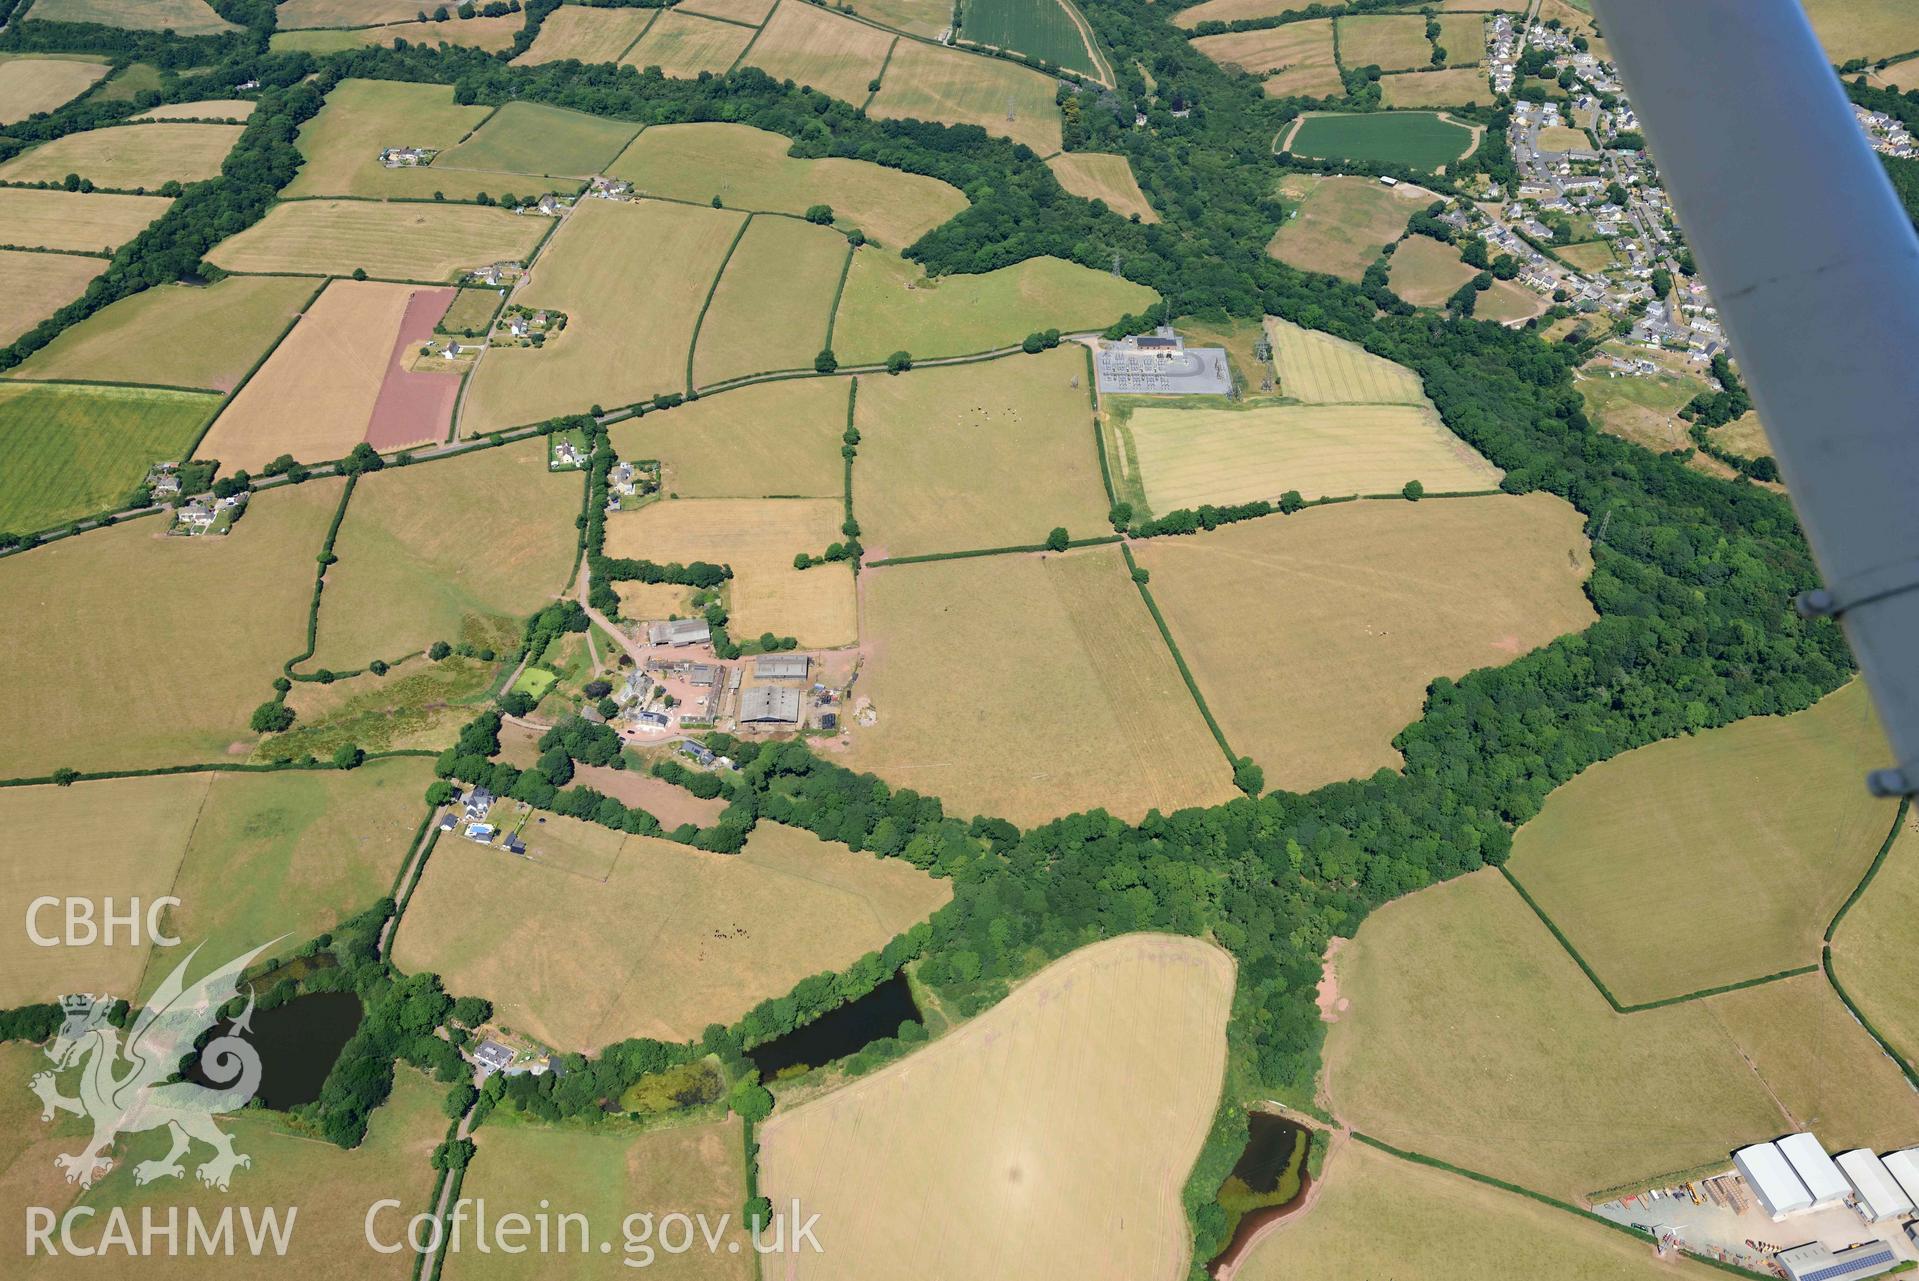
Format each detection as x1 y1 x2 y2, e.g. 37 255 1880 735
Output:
0 187 172 252
514 3 658 64
609 377 850 499
0 122 243 188
272 13 524 53
747 1 896 105
1192 22 1342 100
621 10 756 79
1045 152 1158 222
868 37 1064 155
25 0 232 35
0 249 105 346
1334 15 1435 73
1265 315 1428 403
691 215 848 386
0 56 109 125
1379 67 1494 109
203 199 547 281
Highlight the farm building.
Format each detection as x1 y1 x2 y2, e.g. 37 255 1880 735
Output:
1094 327 1233 396
689 664 721 687
1884 1149 1919 1205
738 686 801 726
1735 1142 1814 1219
754 654 810 681
647 618 711 646
1778 1133 1851 1209
1835 1149 1914 1222
473 1041 513 1075
1775 1241 1900 1281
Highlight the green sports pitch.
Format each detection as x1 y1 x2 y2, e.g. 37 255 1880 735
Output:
1282 111 1477 173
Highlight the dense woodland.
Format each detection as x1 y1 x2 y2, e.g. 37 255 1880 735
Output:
0 0 1862 1269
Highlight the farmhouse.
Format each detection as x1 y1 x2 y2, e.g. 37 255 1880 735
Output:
648 618 710 646
754 654 809 681
473 1041 514 1076
380 146 434 167
738 685 801 727
1095 327 1233 396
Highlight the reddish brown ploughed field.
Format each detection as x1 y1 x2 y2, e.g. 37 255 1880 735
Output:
365 286 458 452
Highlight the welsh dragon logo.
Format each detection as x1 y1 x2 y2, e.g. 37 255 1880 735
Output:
31 940 280 1191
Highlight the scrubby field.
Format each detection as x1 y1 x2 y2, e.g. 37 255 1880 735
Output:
396 820 951 1049
760 934 1235 1281
1110 400 1500 516
1267 175 1422 281
313 437 583 669
1575 361 1706 454
621 10 757 79
854 347 1110 557
609 121 968 248
692 215 848 386
437 285 504 336
0 479 343 776
959 0 1103 79
1323 869 1919 1202
1506 682 1897 1006
1235 1141 1727 1281
204 200 546 281
747 0 896 105
1802 0 1919 64
1832 815 1919 1067
1265 315 1427 404
0 122 242 187
283 79 504 201
1192 22 1341 99
0 55 108 125
8 276 317 391
1387 232 1477 305
610 377 849 498
462 198 743 433
832 250 1155 365
844 548 1239 825
1133 495 1595 793
1283 111 1477 173
1709 410 1773 461
1046 152 1157 222
870 38 1064 155
266 655 497 761
514 2 657 64
272 14 523 52
26 0 233 35
0 383 219 532
195 280 418 472
435 100 641 178
1335 15 1435 72
0 249 103 346
446 1117 753 1281
1380 66 1493 108
603 498 856 647
0 187 172 251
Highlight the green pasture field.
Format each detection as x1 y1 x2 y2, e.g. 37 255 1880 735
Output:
0 383 220 533
609 376 849 498
607 121 969 249
435 100 641 179
89 60 163 102
1832 815 1919 1068
1507 681 1897 1006
25 0 234 36
7 276 320 392
691 215 847 386
436 284 506 337
1556 239 1616 273
0 478 345 777
311 437 583 670
204 199 548 282
960 0 1102 78
511 666 558 701
832 249 1156 365
869 37 1065 156
0 122 243 189
1283 111 1477 173
264 655 499 761
846 0 948 37
0 249 105 347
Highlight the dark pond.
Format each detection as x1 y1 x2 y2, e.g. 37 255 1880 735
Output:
185 990 363 1111
1208 1114 1313 1277
747 973 921 1078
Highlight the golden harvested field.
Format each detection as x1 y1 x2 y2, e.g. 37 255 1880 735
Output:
0 56 108 125
204 199 546 281
0 249 103 346
760 934 1235 1281
1236 1140 1728 1281
134 98 256 121
611 377 850 498
273 13 524 53
870 38 1063 156
747 0 896 105
463 198 743 433
1832 814 1919 1066
1267 175 1422 281
833 249 1156 365
1870 60 1919 92
678 0 776 23
276 0 430 25
396 820 951 1050
0 188 171 252
0 122 242 188
8 276 317 391
1324 869 1919 1202
1133 495 1595 793
845 0 947 36
1434 12 1484 65
0 479 343 776
1379 66 1494 108
446 1117 753 1281
692 215 848 386
313 437 584 668
1387 232 1476 304
1506 682 1896 1006
1046 151 1158 222
195 279 416 472
1192 22 1341 99
1335 15 1434 72
1111 400 1500 516
1265 315 1428 404
1802 0 1919 64
604 498 856 647
844 548 1239 826
621 9 755 77
26 0 233 35
1174 0 1300 28
610 121 968 248
282 79 517 202
854 347 1110 557
15 1068 443 1281
515 2 657 64
1709 410 1773 460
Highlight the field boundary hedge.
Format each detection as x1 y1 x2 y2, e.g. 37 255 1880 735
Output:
865 533 1121 566
1823 950 1919 1091
821 237 854 348
1825 796 1909 942
1118 540 1239 769
684 210 751 395
0 749 437 790
282 473 358 682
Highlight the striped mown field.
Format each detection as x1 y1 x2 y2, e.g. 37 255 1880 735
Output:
1265 314 1429 404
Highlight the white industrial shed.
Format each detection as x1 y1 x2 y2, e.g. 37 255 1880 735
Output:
1884 1148 1919 1205
1836 1149 1915 1222
1736 1142 1814 1219
1779 1133 1850 1208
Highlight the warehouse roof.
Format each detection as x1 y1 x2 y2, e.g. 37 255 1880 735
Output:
1779 1133 1850 1206
648 618 711 645
1883 1148 1919 1205
739 686 801 724
1736 1142 1813 1217
1776 1240 1899 1281
754 654 810 680
1836 1149 1914 1221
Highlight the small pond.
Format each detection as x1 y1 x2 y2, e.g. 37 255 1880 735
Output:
747 973 921 1079
184 990 363 1111
1208 1113 1313 1276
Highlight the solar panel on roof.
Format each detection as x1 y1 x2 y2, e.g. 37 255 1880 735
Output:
1799 1248 1896 1281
